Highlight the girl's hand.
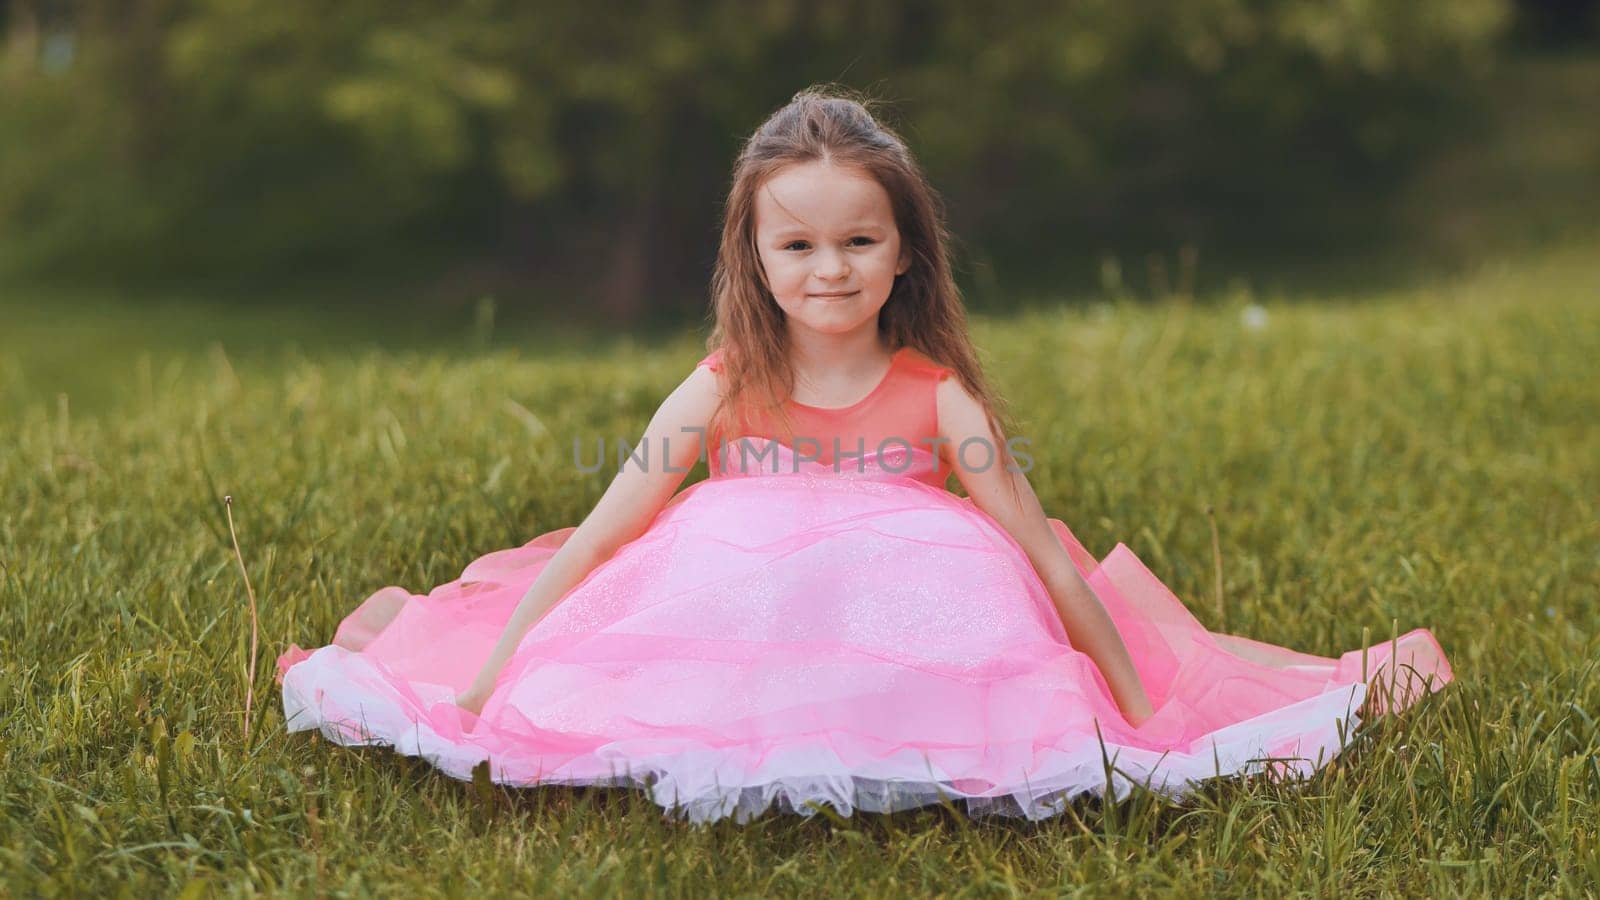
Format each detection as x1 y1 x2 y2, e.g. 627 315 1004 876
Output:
456 680 492 717
1122 699 1155 729
1115 685 1156 728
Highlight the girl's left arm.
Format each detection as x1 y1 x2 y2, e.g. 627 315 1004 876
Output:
936 377 1155 727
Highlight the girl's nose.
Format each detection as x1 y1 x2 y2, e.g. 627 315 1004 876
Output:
815 249 850 279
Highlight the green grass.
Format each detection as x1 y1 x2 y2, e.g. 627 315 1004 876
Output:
2 240 1597 895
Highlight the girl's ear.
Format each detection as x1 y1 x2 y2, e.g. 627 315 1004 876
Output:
896 250 911 276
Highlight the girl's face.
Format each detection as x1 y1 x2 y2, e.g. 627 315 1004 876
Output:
753 160 911 341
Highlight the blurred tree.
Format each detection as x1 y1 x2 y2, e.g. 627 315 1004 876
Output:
0 0 1512 320
1511 0 1599 46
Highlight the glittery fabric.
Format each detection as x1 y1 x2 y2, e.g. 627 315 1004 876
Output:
277 350 1453 825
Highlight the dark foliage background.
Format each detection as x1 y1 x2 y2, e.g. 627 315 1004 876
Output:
2 0 1591 323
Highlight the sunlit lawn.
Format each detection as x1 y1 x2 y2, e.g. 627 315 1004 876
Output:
2 241 1596 894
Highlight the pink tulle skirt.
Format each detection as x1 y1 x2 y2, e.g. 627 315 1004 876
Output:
277 443 1452 824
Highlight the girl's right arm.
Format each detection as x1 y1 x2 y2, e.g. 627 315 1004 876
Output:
456 363 723 715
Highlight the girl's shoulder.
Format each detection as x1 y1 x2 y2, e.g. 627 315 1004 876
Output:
695 347 725 372
896 346 955 383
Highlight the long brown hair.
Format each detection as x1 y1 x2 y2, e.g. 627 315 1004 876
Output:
706 86 1020 475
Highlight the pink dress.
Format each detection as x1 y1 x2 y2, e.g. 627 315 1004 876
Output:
277 346 1453 825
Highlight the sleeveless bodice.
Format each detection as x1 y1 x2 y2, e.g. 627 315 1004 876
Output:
696 346 955 489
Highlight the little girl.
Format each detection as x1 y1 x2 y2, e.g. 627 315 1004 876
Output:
277 88 1453 825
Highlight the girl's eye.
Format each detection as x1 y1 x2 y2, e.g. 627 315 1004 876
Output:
783 237 875 251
